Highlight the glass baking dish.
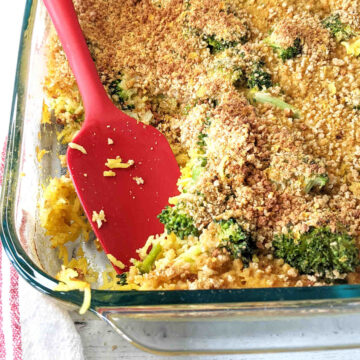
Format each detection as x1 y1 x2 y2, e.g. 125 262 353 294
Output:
3 0 360 355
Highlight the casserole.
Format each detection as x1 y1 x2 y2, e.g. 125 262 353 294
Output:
2 0 360 354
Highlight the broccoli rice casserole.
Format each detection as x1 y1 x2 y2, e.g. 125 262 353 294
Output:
40 0 360 299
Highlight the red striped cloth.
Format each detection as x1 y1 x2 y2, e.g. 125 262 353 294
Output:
0 137 23 360
0 138 84 360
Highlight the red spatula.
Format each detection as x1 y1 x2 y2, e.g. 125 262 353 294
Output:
43 0 180 272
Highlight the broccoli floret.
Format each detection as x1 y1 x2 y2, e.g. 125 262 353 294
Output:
217 219 254 267
191 131 208 180
116 273 128 285
231 67 247 89
304 173 329 194
158 205 200 239
108 78 135 111
232 61 272 90
185 1 249 53
204 35 240 54
196 133 208 150
239 62 298 116
247 62 273 90
209 99 218 108
279 38 302 61
137 243 162 274
322 14 355 42
268 37 303 62
248 90 301 118
273 227 359 280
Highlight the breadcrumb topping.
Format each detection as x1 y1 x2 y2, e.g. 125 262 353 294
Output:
44 0 360 291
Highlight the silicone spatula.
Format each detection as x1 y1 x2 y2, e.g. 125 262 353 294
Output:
43 0 180 272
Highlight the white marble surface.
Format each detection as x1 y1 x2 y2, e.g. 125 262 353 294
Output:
2 1 360 359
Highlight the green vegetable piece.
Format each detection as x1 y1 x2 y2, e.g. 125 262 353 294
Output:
116 273 128 285
322 14 355 42
250 91 301 118
267 36 303 61
232 68 248 89
304 173 329 194
247 62 273 90
273 227 359 280
218 219 254 267
196 133 208 150
137 243 162 274
204 35 240 54
108 78 135 111
158 205 200 239
279 38 302 61
191 159 207 181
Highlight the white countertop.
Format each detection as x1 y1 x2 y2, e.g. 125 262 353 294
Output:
2 1 360 359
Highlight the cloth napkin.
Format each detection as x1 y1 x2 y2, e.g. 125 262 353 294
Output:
0 136 85 359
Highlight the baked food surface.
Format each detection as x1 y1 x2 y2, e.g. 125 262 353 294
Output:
42 0 360 290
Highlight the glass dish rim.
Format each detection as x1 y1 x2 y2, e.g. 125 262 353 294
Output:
2 0 360 313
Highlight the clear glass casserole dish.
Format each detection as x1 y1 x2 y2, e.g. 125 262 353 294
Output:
2 0 360 355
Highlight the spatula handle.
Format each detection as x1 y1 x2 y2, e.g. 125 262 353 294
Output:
43 0 113 116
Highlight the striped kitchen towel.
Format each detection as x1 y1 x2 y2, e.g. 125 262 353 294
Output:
0 138 85 360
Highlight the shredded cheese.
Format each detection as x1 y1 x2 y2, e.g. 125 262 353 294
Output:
103 170 116 177
92 210 107 228
36 147 49 162
107 254 126 269
342 37 360 57
69 142 87 154
105 157 134 169
55 266 91 315
41 101 52 124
